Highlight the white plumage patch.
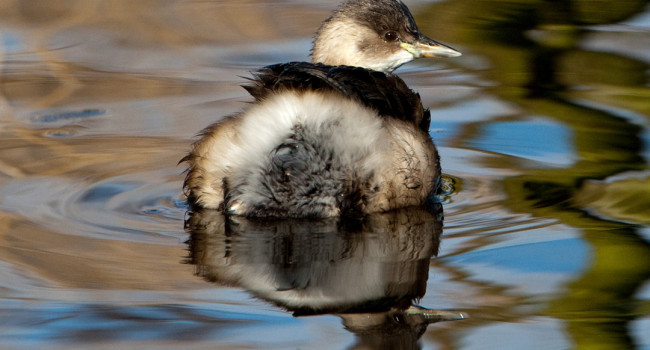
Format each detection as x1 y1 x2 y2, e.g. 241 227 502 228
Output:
192 90 392 213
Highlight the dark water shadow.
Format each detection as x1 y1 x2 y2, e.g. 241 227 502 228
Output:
185 204 465 349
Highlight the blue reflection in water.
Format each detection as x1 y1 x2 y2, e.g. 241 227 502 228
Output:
472 118 575 165
1 32 26 54
2 303 299 345
79 184 135 204
448 238 589 274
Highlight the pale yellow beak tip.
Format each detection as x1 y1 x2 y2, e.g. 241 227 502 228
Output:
403 41 462 58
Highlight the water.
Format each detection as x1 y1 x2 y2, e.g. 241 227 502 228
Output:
1 0 649 349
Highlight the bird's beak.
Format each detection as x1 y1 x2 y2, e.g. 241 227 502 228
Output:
401 35 461 58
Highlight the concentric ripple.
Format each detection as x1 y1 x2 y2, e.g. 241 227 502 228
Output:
0 169 186 244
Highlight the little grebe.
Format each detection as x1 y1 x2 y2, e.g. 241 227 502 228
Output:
182 0 460 217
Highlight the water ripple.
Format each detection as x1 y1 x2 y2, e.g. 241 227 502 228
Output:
0 171 185 243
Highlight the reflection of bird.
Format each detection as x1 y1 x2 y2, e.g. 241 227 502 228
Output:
185 207 444 315
182 0 460 217
185 206 465 347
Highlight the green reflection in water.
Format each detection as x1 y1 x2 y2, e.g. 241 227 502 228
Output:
418 0 650 348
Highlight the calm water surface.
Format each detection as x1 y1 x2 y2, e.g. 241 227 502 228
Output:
1 0 649 349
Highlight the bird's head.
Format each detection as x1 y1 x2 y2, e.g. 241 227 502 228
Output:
311 0 461 72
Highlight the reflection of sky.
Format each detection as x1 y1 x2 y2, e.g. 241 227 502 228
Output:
625 6 650 27
637 276 650 300
1 31 26 54
469 117 576 166
644 130 650 163
436 226 590 296
631 318 650 350
429 97 520 145
428 97 577 166
641 227 650 243
461 319 571 350
633 281 650 349
448 238 589 274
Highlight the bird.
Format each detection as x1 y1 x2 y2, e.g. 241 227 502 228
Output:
182 0 460 218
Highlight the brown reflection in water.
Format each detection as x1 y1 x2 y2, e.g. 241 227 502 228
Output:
1 132 185 178
0 0 324 46
0 0 328 112
0 213 200 290
1 62 219 107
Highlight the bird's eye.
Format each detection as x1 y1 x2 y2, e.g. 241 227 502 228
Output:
383 31 399 42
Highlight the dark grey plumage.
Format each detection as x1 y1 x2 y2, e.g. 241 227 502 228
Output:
243 62 431 132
